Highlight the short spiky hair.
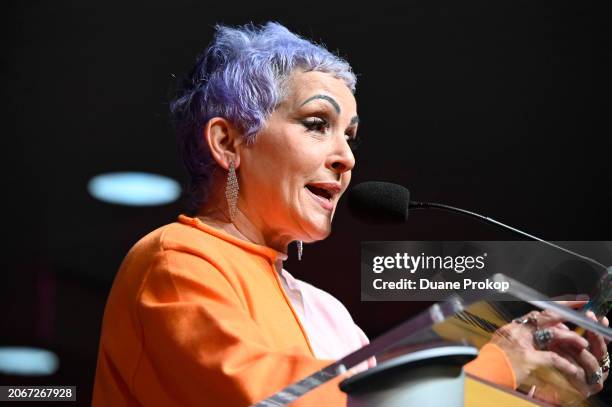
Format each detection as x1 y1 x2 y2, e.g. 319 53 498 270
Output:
170 22 357 213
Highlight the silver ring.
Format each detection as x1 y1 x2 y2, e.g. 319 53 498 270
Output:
513 317 529 324
587 367 603 385
514 314 538 326
533 328 554 350
600 352 610 373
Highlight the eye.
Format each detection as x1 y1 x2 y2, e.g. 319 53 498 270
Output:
345 131 361 151
302 117 329 133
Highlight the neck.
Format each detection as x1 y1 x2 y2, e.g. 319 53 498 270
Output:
196 175 295 253
197 205 291 256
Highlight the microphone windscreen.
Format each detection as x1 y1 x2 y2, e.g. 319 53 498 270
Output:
347 181 410 224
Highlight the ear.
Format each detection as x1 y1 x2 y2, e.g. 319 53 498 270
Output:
204 117 243 170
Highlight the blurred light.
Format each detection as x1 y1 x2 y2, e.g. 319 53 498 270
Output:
0 347 59 376
88 172 181 206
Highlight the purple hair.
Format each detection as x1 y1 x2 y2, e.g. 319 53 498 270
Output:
170 22 357 213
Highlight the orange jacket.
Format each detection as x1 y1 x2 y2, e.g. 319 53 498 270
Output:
92 215 514 406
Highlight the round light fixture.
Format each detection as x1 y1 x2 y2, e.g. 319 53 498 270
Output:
88 172 181 206
0 347 59 376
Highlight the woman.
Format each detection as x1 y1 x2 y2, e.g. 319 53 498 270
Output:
92 22 608 406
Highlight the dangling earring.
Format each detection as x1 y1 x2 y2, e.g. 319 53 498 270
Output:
296 240 303 261
225 159 239 222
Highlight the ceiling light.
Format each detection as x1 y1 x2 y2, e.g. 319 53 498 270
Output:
0 347 59 376
88 172 181 206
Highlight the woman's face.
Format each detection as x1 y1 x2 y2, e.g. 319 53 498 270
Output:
238 70 358 249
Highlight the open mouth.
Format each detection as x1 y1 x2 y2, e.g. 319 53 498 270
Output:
305 185 332 200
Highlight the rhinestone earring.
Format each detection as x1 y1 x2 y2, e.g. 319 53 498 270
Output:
225 159 239 222
296 240 303 261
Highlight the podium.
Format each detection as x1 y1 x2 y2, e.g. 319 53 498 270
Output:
340 345 477 406
465 375 541 407
253 274 612 406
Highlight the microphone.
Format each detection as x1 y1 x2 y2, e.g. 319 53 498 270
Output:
347 181 411 223
348 181 611 315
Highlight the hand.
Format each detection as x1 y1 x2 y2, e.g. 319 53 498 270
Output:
489 302 609 405
490 307 587 386
548 312 609 404
573 311 610 394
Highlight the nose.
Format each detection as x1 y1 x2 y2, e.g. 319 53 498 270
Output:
328 133 356 174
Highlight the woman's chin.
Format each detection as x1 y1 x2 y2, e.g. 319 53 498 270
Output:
298 218 333 242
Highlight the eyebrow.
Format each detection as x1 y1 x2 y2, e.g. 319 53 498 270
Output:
300 94 341 113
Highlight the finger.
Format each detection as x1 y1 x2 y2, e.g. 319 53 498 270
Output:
533 302 587 327
559 322 609 392
549 346 579 370
554 322 570 331
576 348 601 380
599 316 611 345
537 309 576 327
534 311 562 327
537 308 595 331
553 300 588 309
540 351 591 398
547 327 589 351
540 350 579 377
563 344 605 395
585 312 608 361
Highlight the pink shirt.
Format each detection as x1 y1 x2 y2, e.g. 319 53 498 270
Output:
275 257 374 371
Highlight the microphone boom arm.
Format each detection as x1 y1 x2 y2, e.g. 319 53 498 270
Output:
409 200 609 273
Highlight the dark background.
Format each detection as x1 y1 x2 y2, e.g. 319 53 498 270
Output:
2 0 610 405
